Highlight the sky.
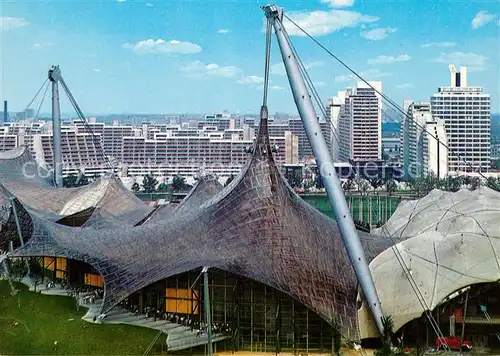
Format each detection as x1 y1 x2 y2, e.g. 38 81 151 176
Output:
1 0 499 116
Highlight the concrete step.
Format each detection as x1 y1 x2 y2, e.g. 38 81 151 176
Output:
139 319 169 329
167 334 230 351
104 314 148 324
165 328 194 340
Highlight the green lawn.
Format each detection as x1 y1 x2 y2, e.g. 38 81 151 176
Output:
301 194 403 226
0 281 167 355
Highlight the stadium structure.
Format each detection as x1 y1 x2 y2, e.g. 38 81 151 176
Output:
0 97 397 352
1 4 500 355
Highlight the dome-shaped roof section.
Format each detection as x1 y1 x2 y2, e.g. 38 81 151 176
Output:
0 146 53 187
359 187 500 339
60 175 153 224
0 147 152 223
146 174 223 224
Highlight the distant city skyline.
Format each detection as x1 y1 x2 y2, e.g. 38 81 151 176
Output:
1 0 499 115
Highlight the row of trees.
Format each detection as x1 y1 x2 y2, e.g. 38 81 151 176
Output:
406 173 500 197
341 177 398 195
63 172 92 187
287 170 500 198
64 170 500 198
64 172 189 193
131 174 187 193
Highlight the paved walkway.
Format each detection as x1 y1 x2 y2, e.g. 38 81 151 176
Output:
18 276 229 351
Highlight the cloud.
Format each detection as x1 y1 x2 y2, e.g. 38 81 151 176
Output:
180 61 242 79
335 68 391 83
421 42 456 48
471 11 497 29
280 10 379 37
145 2 154 6
314 81 327 87
237 76 264 85
361 27 397 40
217 29 230 34
271 63 285 76
304 61 324 69
271 60 324 76
117 0 126 2
321 0 355 8
0 17 29 31
396 83 413 89
93 69 101 73
433 52 489 71
367 54 411 64
31 42 52 51
123 39 201 55
271 86 285 90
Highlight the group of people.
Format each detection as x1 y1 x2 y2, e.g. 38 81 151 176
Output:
81 288 104 304
117 299 232 336
164 313 232 337
57 279 104 305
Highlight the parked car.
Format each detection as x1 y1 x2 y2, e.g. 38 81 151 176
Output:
436 337 472 351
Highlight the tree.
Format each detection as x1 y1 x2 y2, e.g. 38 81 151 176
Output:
355 177 370 195
315 173 324 189
342 178 355 192
409 172 440 197
385 179 397 195
314 166 324 189
131 182 140 193
142 174 158 193
63 173 78 187
285 171 302 189
369 177 383 192
76 172 89 186
171 175 186 192
486 176 500 192
374 316 395 356
157 182 168 192
225 175 235 187
469 177 481 191
421 172 439 195
439 175 462 192
63 172 89 187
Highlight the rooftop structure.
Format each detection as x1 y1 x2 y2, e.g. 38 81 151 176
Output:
360 187 500 338
0 104 394 341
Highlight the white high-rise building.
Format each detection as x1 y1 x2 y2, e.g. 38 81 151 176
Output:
327 95 344 161
431 65 491 173
336 81 382 162
401 101 448 179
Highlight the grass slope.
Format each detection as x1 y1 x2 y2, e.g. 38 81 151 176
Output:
0 281 167 355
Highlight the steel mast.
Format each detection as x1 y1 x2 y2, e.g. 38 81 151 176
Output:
48 65 63 188
262 4 385 335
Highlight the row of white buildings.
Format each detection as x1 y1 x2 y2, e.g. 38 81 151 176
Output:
326 64 492 179
0 64 492 182
0 115 334 181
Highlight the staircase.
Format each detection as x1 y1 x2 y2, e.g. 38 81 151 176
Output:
18 277 230 351
101 307 230 351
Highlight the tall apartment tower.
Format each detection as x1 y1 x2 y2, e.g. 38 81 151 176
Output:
431 65 491 173
401 101 448 179
327 95 344 162
337 81 382 162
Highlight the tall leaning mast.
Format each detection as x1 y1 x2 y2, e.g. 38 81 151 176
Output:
48 65 64 188
262 4 385 335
